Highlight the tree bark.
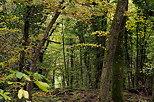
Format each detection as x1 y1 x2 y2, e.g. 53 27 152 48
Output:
62 19 66 88
111 5 128 101
78 32 85 88
124 30 131 88
152 77 154 102
19 5 30 72
39 23 59 63
83 50 91 88
79 47 83 87
99 0 128 101
135 21 140 88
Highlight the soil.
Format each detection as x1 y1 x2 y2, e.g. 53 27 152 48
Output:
33 89 151 102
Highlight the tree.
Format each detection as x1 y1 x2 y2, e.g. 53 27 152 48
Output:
100 0 128 101
111 3 128 101
26 0 66 100
152 77 154 102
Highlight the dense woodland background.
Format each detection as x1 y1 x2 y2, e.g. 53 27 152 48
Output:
0 0 154 102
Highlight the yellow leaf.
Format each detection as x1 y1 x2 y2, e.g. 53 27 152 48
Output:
23 90 29 99
18 89 23 99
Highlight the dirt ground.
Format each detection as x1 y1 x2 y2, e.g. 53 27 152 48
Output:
33 89 151 102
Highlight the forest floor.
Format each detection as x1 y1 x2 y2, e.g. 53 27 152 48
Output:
33 89 151 102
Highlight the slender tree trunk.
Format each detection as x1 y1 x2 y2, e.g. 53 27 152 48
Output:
18 5 30 102
152 77 154 102
19 5 30 72
92 15 107 89
139 22 147 86
39 23 59 63
135 22 140 88
79 47 83 87
99 0 128 101
62 19 66 88
66 54 70 87
129 33 135 88
52 70 55 89
70 41 74 88
78 34 85 88
26 3 65 100
84 50 91 88
124 31 131 88
74 48 79 88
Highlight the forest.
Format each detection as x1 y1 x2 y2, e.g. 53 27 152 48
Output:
0 0 154 102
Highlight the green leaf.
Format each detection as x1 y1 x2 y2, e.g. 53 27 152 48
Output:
4 92 10 95
9 70 17 73
4 95 11 100
7 81 14 84
16 72 23 79
0 94 10 100
10 70 17 73
6 74 15 79
24 70 33 75
23 74 31 81
0 91 11 101
33 73 43 80
34 81 49 92
0 81 5 83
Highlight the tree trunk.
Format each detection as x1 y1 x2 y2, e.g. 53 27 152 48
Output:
66 54 70 87
19 5 30 72
124 30 131 88
129 33 135 88
69 38 74 88
26 3 64 100
78 33 85 88
79 47 83 87
84 50 91 88
135 22 140 88
51 70 55 89
111 7 128 101
39 23 59 63
62 19 66 88
99 0 128 101
152 77 154 102
92 15 107 89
